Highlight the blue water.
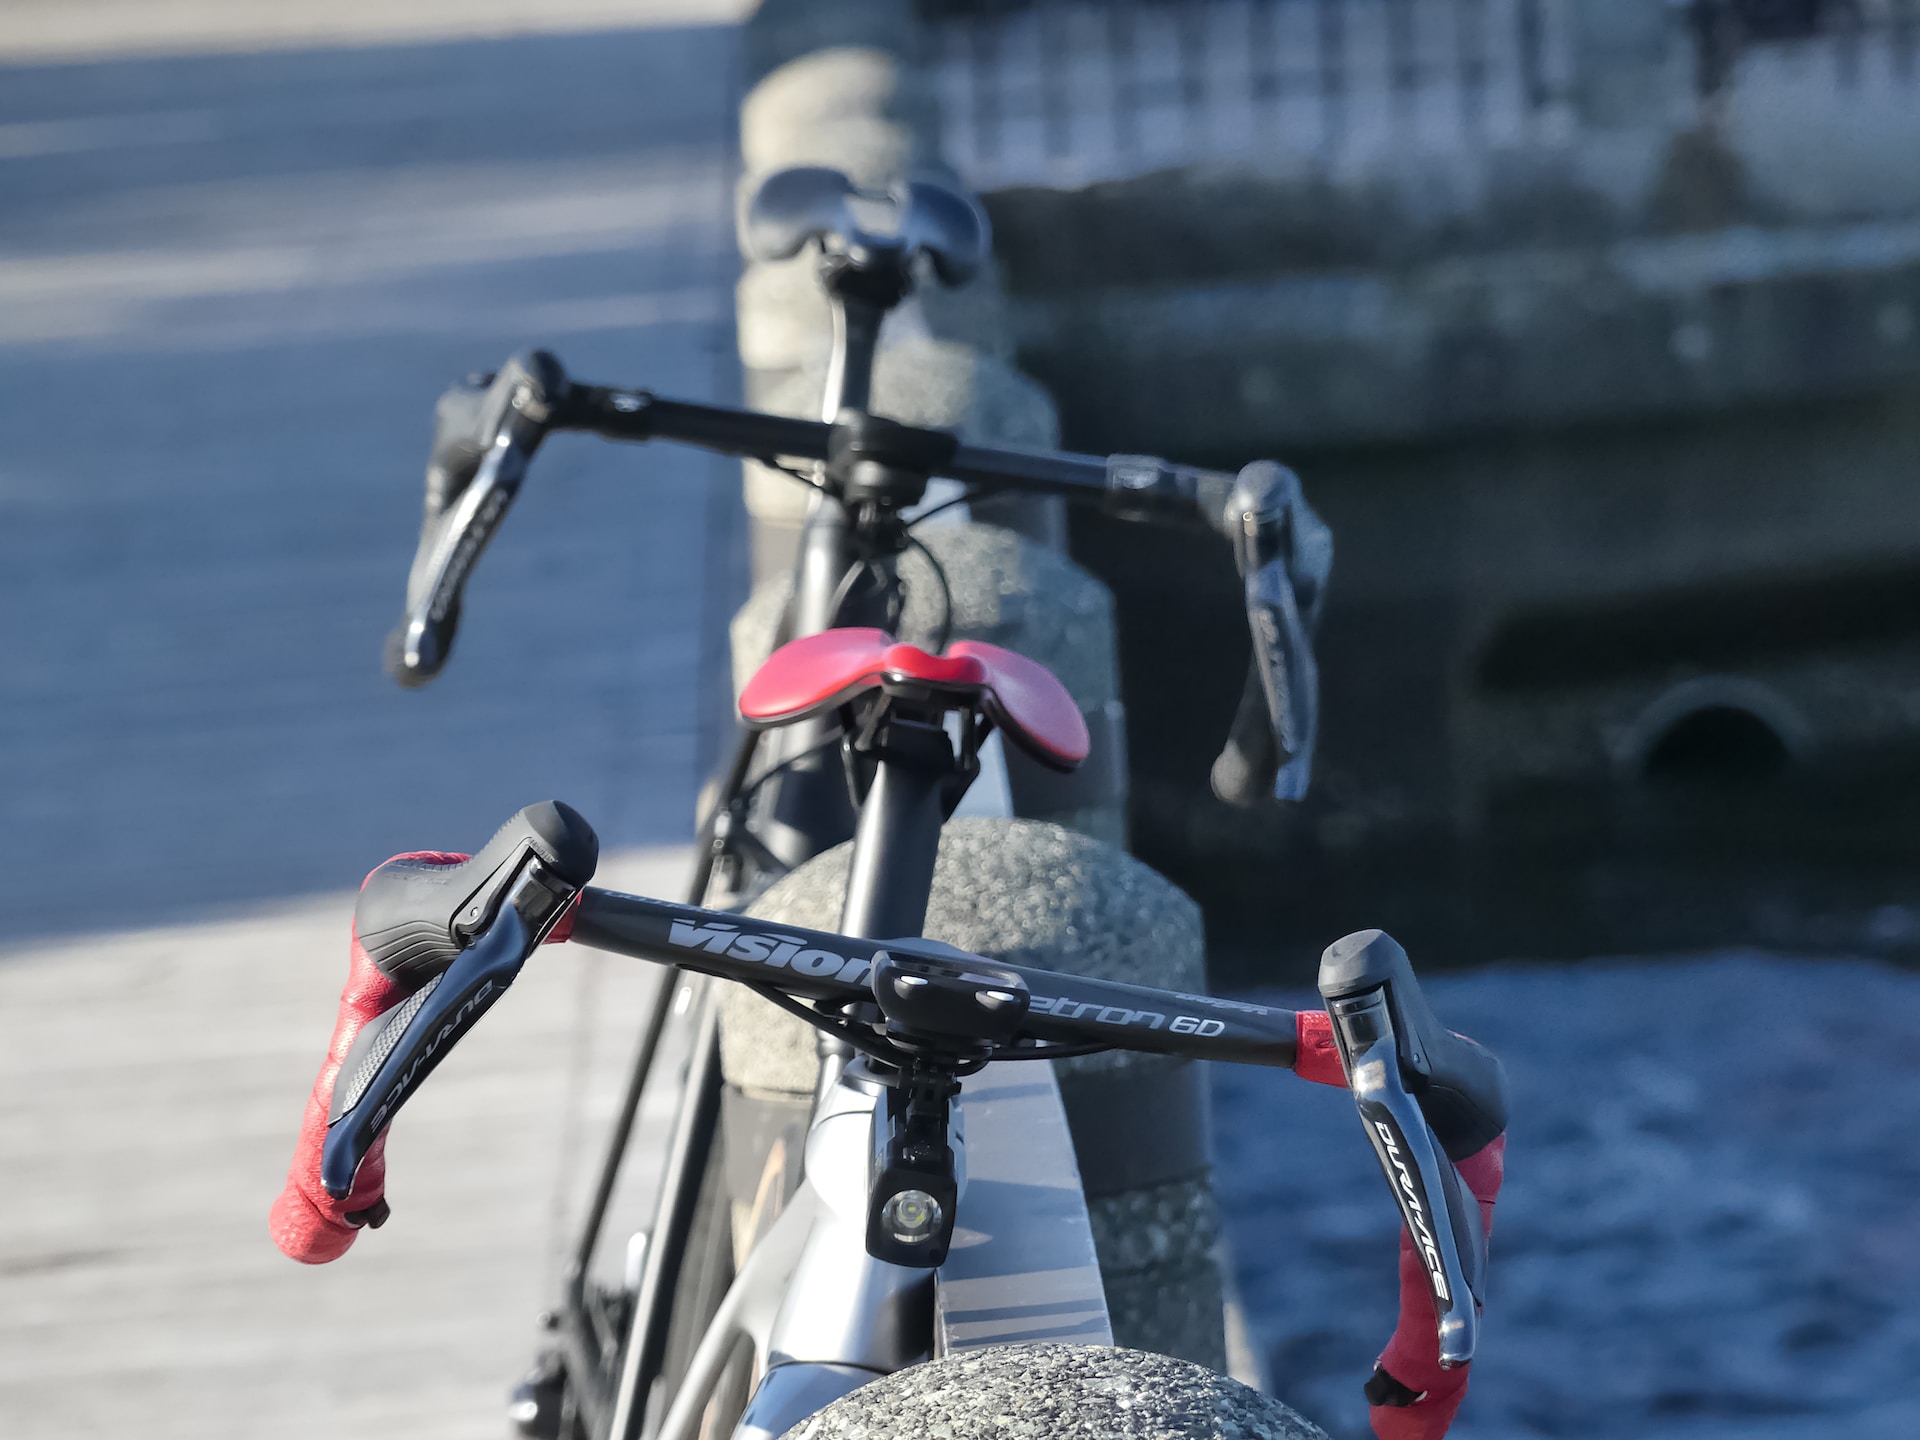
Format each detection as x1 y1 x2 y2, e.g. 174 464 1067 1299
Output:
1211 954 1920 1439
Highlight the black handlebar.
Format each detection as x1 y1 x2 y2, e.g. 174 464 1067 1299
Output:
387 350 1332 806
316 799 1496 1370
567 885 1302 1067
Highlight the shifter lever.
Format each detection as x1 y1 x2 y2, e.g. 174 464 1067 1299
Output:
321 857 578 1199
1318 928 1499 1371
387 352 567 686
319 802 598 1199
1324 986 1486 1367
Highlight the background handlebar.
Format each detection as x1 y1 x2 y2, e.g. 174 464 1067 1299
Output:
393 353 1333 805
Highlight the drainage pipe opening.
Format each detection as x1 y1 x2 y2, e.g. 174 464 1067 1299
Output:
1619 678 1804 789
1641 704 1793 785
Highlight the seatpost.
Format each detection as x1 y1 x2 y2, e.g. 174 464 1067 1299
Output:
768 251 919 874
819 261 898 422
791 253 912 637
837 712 951 942
810 700 965 1099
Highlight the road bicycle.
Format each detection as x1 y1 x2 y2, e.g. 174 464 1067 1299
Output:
269 169 1509 1440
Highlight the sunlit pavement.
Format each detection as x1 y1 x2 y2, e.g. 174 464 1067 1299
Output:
0 6 747 942
0 848 692 1440
0 8 742 1436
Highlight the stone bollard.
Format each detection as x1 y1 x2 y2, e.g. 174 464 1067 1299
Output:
724 0 1229 1371
724 821 1231 1371
787 1345 1325 1439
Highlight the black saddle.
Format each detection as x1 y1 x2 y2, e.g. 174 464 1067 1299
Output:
742 166 989 287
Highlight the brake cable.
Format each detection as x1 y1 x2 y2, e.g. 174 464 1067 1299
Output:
903 532 954 655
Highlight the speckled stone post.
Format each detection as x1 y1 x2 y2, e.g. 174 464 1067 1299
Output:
731 820 1230 1369
776 1344 1328 1439
728 0 1229 1373
736 0 1065 575
732 0 1122 846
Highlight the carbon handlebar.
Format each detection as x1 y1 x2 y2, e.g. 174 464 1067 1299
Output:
566 877 1495 1366
290 800 1500 1375
566 884 1303 1067
388 351 1331 804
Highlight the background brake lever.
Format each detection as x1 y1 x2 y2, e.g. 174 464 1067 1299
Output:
1210 460 1332 806
386 351 568 687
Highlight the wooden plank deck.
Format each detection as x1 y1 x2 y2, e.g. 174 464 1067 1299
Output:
0 846 693 1440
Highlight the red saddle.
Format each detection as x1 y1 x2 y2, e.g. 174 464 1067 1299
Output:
738 628 1088 772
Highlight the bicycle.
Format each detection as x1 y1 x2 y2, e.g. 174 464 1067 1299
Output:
269 168 1509 1440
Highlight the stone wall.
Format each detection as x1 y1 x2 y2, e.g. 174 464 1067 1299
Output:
925 0 1920 974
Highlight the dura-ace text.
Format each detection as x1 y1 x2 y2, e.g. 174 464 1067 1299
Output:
369 979 498 1133
1374 1117 1452 1303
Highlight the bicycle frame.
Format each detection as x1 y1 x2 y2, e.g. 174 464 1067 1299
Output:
543 237 1056 1440
412 178 1329 1440
633 1007 1114 1440
332 170 1508 1440
553 701 1106 1439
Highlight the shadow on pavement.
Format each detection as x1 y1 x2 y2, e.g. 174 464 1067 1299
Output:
0 24 748 942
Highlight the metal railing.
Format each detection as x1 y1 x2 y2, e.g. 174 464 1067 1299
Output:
923 0 1919 193
922 0 1578 189
1690 0 1920 97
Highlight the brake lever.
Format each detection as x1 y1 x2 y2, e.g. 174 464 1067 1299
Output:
1212 460 1332 805
1323 986 1486 1369
320 855 580 1199
386 352 567 686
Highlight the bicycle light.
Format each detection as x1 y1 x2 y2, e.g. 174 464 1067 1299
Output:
879 1188 943 1246
866 1139 958 1267
866 1059 962 1267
